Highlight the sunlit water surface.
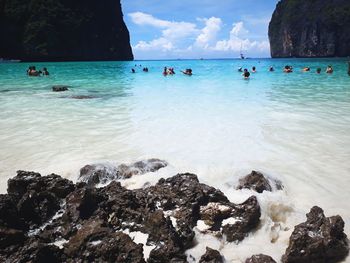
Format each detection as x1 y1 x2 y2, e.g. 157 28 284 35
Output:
0 59 350 262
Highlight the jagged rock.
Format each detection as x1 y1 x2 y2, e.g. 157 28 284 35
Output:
1 238 64 263
78 163 119 186
118 159 168 179
0 194 25 230
8 171 75 200
52 86 69 92
199 247 223 263
0 171 265 262
0 227 25 249
221 196 261 242
245 254 277 263
7 171 75 228
282 206 349 263
237 171 283 193
66 231 145 263
78 159 168 186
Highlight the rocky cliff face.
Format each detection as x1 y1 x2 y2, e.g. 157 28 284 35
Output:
269 0 350 58
0 0 133 61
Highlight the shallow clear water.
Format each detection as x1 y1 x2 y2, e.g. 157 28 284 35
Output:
0 59 350 262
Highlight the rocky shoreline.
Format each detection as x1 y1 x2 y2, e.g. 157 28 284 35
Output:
0 160 348 262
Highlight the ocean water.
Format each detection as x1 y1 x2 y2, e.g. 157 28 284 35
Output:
0 58 350 262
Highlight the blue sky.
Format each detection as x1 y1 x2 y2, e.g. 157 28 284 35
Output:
122 0 279 59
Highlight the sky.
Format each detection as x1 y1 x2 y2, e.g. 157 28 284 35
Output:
122 0 279 60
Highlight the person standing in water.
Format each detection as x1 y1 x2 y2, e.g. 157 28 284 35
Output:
243 69 250 79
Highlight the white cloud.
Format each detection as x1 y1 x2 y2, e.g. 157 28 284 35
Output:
230 22 248 37
128 12 171 28
129 12 198 51
195 17 222 49
133 38 174 51
129 13 270 58
213 22 269 53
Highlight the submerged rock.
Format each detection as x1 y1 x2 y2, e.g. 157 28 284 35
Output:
70 95 96 100
199 247 224 263
78 159 168 186
245 254 276 263
245 254 277 263
52 86 69 92
237 171 283 193
282 206 349 263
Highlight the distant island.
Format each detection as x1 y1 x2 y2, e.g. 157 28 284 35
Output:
269 0 350 58
0 0 133 62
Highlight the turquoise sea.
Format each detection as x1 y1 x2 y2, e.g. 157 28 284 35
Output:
1 58 350 261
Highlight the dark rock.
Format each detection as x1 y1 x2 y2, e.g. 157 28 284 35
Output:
0 227 25 249
66 231 146 263
199 247 223 263
269 0 350 58
221 196 261 242
7 171 75 228
282 206 349 263
1 238 64 263
78 159 168 187
0 194 25 230
52 86 69 92
245 254 277 263
79 163 119 186
0 0 133 61
8 171 75 200
237 171 283 193
118 159 168 179
0 171 262 262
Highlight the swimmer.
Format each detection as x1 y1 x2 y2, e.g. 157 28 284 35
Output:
238 67 243 72
163 67 168 76
168 68 175 75
269 66 274 72
303 67 310 72
181 69 193 76
326 65 333 74
252 66 257 73
316 68 321 74
28 66 41 76
42 67 49 76
131 68 135 73
242 69 250 79
284 65 293 73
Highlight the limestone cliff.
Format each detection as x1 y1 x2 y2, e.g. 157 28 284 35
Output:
0 0 133 61
269 0 350 58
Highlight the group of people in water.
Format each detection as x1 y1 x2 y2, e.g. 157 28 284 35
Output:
238 64 346 79
27 66 49 76
131 65 193 76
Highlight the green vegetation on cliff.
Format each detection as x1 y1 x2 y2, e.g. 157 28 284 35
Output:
0 0 133 61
